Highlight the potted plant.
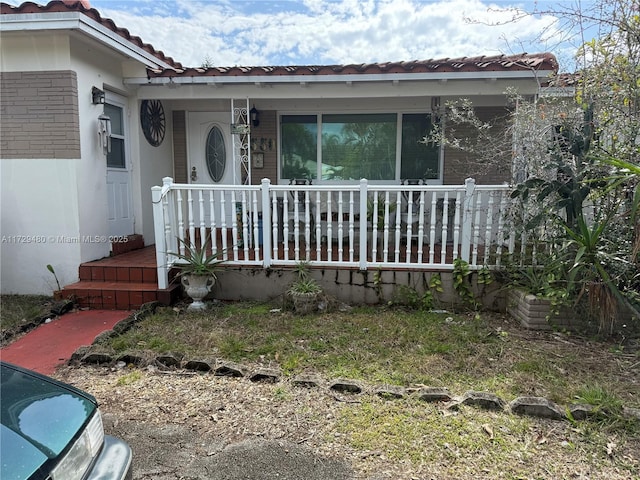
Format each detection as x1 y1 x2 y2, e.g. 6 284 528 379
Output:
169 236 225 311
287 261 322 314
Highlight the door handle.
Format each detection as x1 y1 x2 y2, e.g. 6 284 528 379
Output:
191 166 198 181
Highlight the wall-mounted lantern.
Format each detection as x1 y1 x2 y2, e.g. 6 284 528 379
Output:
92 86 105 104
250 105 260 127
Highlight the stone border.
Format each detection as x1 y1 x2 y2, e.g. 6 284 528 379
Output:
1 298 75 346
70 302 640 425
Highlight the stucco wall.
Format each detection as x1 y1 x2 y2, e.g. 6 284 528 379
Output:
0 67 88 293
0 31 157 293
1 159 82 293
138 100 175 243
212 267 504 311
71 43 126 263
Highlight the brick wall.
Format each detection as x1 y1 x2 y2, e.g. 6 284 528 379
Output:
0 71 80 159
443 106 512 185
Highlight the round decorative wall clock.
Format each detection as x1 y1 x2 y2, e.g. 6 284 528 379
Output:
140 99 165 147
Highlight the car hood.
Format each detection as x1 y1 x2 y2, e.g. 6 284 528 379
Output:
0 362 97 479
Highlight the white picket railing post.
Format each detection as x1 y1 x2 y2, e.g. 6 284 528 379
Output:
261 178 272 268
359 178 368 270
460 177 476 262
152 177 174 290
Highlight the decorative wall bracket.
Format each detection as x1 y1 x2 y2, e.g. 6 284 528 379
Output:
251 137 274 151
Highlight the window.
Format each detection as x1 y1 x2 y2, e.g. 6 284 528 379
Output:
280 113 439 182
322 114 396 181
281 115 317 180
205 125 226 182
401 114 439 180
105 103 125 169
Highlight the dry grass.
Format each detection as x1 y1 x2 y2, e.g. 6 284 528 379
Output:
0 294 52 345
108 303 640 410
102 300 638 478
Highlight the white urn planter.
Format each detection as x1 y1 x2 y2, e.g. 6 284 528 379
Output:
290 291 320 315
181 274 215 311
168 236 225 311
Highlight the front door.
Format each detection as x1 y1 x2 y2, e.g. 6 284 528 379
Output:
187 112 239 233
105 95 134 237
187 112 236 186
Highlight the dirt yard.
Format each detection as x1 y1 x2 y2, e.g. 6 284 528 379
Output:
55 365 639 480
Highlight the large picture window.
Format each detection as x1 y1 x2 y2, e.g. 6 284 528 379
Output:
280 113 439 182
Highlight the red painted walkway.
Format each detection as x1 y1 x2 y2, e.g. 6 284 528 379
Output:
1 310 130 375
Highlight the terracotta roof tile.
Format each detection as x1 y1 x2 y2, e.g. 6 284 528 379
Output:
0 0 183 69
147 53 557 79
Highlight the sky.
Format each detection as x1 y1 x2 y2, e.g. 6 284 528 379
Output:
19 0 606 70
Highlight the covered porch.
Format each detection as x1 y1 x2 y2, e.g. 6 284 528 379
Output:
63 177 518 309
153 177 516 288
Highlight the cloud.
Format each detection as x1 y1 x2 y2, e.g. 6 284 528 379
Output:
91 0 570 67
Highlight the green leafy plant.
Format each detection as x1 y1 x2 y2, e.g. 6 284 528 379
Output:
428 273 444 293
46 264 61 291
372 268 385 302
476 266 493 286
391 284 434 311
499 247 573 318
452 258 479 309
168 236 225 279
288 261 322 295
288 278 322 295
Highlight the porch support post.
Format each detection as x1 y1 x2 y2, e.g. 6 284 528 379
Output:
152 177 173 290
260 178 272 268
359 178 368 270
460 177 475 262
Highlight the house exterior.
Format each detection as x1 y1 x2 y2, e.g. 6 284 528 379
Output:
0 0 559 299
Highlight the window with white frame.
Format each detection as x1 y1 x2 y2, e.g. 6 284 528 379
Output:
104 103 125 169
280 113 440 182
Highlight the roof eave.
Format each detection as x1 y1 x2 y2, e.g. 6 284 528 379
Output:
125 69 553 86
0 11 176 70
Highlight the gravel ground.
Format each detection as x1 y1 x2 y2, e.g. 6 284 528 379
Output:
55 366 376 479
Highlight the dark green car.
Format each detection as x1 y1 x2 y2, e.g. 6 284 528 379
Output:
0 361 132 480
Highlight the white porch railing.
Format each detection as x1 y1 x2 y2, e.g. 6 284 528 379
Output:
152 177 515 289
